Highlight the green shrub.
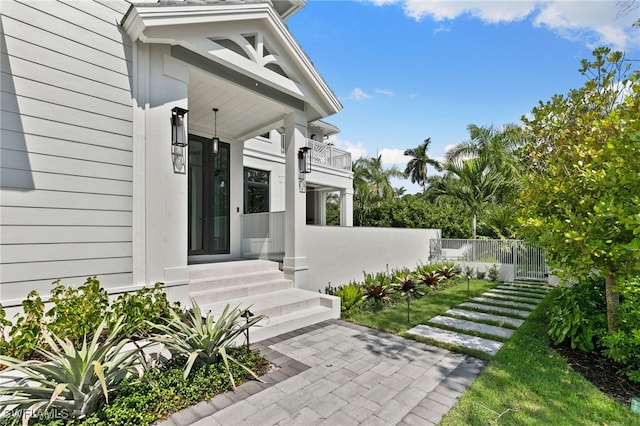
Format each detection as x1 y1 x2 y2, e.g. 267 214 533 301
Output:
0 318 144 422
47 277 110 346
487 264 500 282
1 291 46 360
109 283 178 338
335 283 365 312
601 277 640 383
477 269 486 280
547 277 607 352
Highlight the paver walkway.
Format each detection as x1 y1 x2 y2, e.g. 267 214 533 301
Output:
160 320 486 426
407 281 552 356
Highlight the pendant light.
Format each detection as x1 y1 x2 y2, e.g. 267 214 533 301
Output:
212 107 219 154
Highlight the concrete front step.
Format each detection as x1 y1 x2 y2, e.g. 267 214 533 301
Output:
445 308 525 328
189 259 279 280
460 302 532 318
407 324 503 356
189 270 286 293
473 297 538 311
198 289 340 342
490 288 545 299
482 291 543 303
428 316 515 339
190 279 293 305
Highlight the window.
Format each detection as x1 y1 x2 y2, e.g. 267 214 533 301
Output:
244 168 270 213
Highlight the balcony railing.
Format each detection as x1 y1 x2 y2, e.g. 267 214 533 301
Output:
307 139 352 171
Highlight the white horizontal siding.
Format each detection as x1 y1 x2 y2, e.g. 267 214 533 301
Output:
0 0 136 302
1 130 133 166
2 112 132 152
1 169 133 195
1 226 132 245
1 243 133 264
1 273 134 303
0 190 132 211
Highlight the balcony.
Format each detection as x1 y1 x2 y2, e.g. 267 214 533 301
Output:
307 139 352 172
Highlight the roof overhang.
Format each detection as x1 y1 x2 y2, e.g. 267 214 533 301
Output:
122 1 341 131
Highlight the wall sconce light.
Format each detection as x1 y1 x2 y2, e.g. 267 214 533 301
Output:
298 146 311 174
171 106 188 147
212 108 219 155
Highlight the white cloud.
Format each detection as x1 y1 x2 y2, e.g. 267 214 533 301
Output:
367 0 640 49
375 88 395 96
444 143 457 153
327 136 368 159
349 87 372 101
380 148 410 166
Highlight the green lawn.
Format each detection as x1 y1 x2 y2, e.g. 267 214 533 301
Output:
347 278 497 334
440 292 640 425
346 281 640 425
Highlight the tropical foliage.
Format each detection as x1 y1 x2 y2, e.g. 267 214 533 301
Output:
151 301 264 390
403 137 440 190
0 319 144 422
518 47 640 332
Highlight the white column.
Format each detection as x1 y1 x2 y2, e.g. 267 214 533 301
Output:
340 187 354 227
315 192 327 226
283 110 309 286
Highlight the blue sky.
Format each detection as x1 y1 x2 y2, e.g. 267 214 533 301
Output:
287 0 640 193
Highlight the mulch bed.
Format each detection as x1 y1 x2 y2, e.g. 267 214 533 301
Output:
555 343 640 407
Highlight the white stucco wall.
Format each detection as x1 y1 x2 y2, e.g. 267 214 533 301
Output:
303 226 441 293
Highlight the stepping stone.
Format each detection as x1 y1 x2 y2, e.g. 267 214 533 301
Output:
473 297 538 310
407 324 503 356
491 288 545 300
483 292 543 303
505 283 551 292
498 285 548 295
445 308 524 328
428 316 514 339
460 302 532 318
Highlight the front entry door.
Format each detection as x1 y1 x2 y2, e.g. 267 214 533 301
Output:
188 135 230 256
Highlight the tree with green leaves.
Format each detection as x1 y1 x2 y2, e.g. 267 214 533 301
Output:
404 138 441 190
519 47 640 333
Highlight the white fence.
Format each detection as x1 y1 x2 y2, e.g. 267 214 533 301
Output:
430 238 549 282
307 139 352 171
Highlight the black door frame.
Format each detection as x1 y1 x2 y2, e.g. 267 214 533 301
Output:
188 134 230 257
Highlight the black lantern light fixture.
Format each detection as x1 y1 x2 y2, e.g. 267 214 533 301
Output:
298 146 311 174
212 108 220 155
171 106 188 147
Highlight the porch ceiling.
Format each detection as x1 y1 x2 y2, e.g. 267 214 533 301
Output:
187 66 290 141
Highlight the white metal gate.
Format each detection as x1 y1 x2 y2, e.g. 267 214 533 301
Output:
514 241 548 282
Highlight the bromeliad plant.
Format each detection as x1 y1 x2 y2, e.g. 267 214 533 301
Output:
151 301 264 390
362 272 392 303
0 318 145 423
392 274 424 323
420 271 444 289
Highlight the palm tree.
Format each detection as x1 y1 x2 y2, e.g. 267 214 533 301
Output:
352 155 404 226
430 157 508 239
404 138 441 190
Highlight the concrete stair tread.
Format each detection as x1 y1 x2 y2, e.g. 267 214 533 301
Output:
473 296 537 310
460 302 532 318
482 291 543 303
189 259 279 280
445 308 524 328
491 288 545 299
407 324 503 356
189 279 293 302
503 283 551 292
428 316 514 339
198 288 333 318
250 305 335 342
